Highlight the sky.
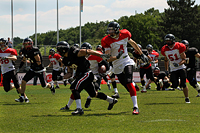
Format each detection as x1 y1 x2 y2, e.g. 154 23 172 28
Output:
0 0 200 39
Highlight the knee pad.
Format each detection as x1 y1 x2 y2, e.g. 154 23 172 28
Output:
72 90 80 99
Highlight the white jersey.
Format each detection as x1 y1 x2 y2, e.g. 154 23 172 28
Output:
87 51 103 74
101 29 135 74
0 48 17 74
161 42 186 72
48 53 62 71
148 50 159 70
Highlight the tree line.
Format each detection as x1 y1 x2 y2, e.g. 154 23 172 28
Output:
13 0 200 55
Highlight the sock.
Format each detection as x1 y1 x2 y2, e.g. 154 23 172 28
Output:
131 96 138 108
67 98 74 108
106 96 113 103
114 88 118 93
127 83 137 96
75 99 82 109
112 81 117 88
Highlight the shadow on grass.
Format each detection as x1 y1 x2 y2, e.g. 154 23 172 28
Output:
144 103 174 105
2 102 46 106
32 111 129 117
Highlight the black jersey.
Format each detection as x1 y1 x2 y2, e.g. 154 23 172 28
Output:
22 47 44 71
132 50 150 68
185 47 198 68
62 46 90 77
154 71 166 80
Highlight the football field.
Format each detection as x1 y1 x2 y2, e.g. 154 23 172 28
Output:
1 83 200 133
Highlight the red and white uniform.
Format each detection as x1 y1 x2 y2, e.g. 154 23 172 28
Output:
48 53 62 71
87 51 103 74
101 29 135 74
161 42 186 72
0 48 17 74
148 50 159 69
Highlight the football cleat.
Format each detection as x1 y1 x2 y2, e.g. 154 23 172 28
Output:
196 94 200 97
85 98 92 108
132 107 139 115
63 80 67 86
15 96 24 103
60 105 69 110
185 98 190 103
111 93 120 99
25 97 29 103
141 86 147 93
50 84 55 95
108 98 118 110
71 108 84 115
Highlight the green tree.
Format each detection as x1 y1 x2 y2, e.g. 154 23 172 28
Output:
160 0 200 49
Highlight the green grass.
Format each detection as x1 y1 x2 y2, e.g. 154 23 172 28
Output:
1 83 200 133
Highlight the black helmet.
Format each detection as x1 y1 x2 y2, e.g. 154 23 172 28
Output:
73 43 80 48
153 67 160 76
146 44 153 50
0 38 7 44
56 41 70 56
164 34 175 46
81 42 92 50
107 22 120 35
49 48 56 55
96 45 102 51
181 40 189 47
23 38 33 50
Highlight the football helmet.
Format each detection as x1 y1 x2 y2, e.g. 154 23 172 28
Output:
49 48 56 56
0 38 8 49
96 45 102 52
23 38 33 51
164 34 175 46
56 41 70 56
181 40 189 47
81 42 92 50
73 43 80 48
137 44 142 49
107 22 120 38
146 44 153 52
153 67 160 76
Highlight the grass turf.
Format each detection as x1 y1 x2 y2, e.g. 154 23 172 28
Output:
1 83 200 133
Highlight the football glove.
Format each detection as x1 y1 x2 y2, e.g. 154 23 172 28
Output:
116 50 123 59
1 57 8 60
140 54 149 64
173 63 179 67
100 54 110 60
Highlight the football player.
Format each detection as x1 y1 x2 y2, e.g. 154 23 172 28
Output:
57 41 118 115
153 67 174 91
161 34 190 103
101 22 149 115
46 48 64 89
15 38 55 103
181 40 200 97
0 38 27 101
132 44 157 93
145 44 159 89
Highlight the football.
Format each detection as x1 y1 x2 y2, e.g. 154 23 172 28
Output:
98 65 106 74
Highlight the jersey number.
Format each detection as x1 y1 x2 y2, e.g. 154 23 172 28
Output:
1 59 9 64
51 60 57 65
118 45 125 53
167 53 179 61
